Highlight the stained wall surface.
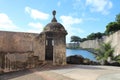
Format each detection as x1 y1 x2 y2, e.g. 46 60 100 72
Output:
0 31 37 52
53 33 66 65
0 31 45 73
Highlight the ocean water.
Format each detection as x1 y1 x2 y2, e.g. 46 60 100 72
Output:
66 49 96 61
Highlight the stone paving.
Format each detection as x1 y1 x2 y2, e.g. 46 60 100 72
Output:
97 73 120 80
51 65 120 80
0 65 120 80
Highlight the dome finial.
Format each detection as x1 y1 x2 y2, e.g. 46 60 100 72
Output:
51 10 57 22
52 10 56 17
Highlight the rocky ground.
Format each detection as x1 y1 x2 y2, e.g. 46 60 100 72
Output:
0 65 120 80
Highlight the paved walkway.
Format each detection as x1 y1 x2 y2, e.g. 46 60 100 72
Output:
0 65 120 80
51 65 120 80
97 73 120 80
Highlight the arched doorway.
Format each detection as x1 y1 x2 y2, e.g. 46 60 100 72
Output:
45 38 53 60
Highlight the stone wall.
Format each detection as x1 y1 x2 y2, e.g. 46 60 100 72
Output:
80 39 103 49
0 52 42 73
104 30 120 55
0 31 45 73
80 30 120 55
33 33 46 60
53 33 66 65
0 31 38 52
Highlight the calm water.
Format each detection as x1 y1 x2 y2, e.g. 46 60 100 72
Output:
66 49 96 61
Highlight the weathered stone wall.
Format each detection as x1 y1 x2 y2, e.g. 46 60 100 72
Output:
80 30 120 55
33 33 46 60
0 31 45 73
0 52 41 73
53 33 66 65
0 31 38 52
80 39 103 49
104 30 120 55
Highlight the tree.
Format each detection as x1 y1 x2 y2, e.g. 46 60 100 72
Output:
87 32 104 40
95 42 120 65
105 13 120 35
87 33 95 40
112 55 120 64
95 32 105 39
95 42 114 65
81 38 87 42
70 36 81 43
70 36 81 48
105 22 120 35
116 13 120 24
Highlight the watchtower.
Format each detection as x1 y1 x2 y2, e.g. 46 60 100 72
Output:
43 10 67 65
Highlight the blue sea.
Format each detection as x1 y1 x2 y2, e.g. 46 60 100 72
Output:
66 49 96 61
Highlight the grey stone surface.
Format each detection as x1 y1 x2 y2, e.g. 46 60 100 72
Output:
97 73 120 80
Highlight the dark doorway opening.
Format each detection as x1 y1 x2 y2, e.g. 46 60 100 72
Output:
45 38 53 60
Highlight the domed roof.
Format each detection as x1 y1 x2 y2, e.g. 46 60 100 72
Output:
44 22 66 32
43 10 67 34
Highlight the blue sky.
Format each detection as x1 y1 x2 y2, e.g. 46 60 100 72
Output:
0 0 120 43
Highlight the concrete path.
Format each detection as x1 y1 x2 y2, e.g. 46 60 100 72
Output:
0 65 120 80
97 73 120 80
51 65 120 80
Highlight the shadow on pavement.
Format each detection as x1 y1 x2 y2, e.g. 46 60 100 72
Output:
0 69 32 80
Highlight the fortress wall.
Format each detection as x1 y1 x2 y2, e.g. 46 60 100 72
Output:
104 30 120 55
80 39 103 49
0 31 44 73
80 30 120 55
0 31 38 52
33 33 46 60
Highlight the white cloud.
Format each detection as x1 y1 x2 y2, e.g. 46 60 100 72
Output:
28 22 44 33
57 1 61 7
86 0 113 15
0 13 19 31
25 7 49 20
28 22 43 29
60 15 84 42
60 15 82 25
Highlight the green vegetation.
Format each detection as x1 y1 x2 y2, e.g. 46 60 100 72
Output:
105 22 120 35
112 55 120 64
69 13 120 43
87 32 105 40
105 13 120 35
80 38 87 42
70 36 81 48
116 13 120 24
95 42 120 65
70 36 81 43
70 32 104 43
95 42 114 65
